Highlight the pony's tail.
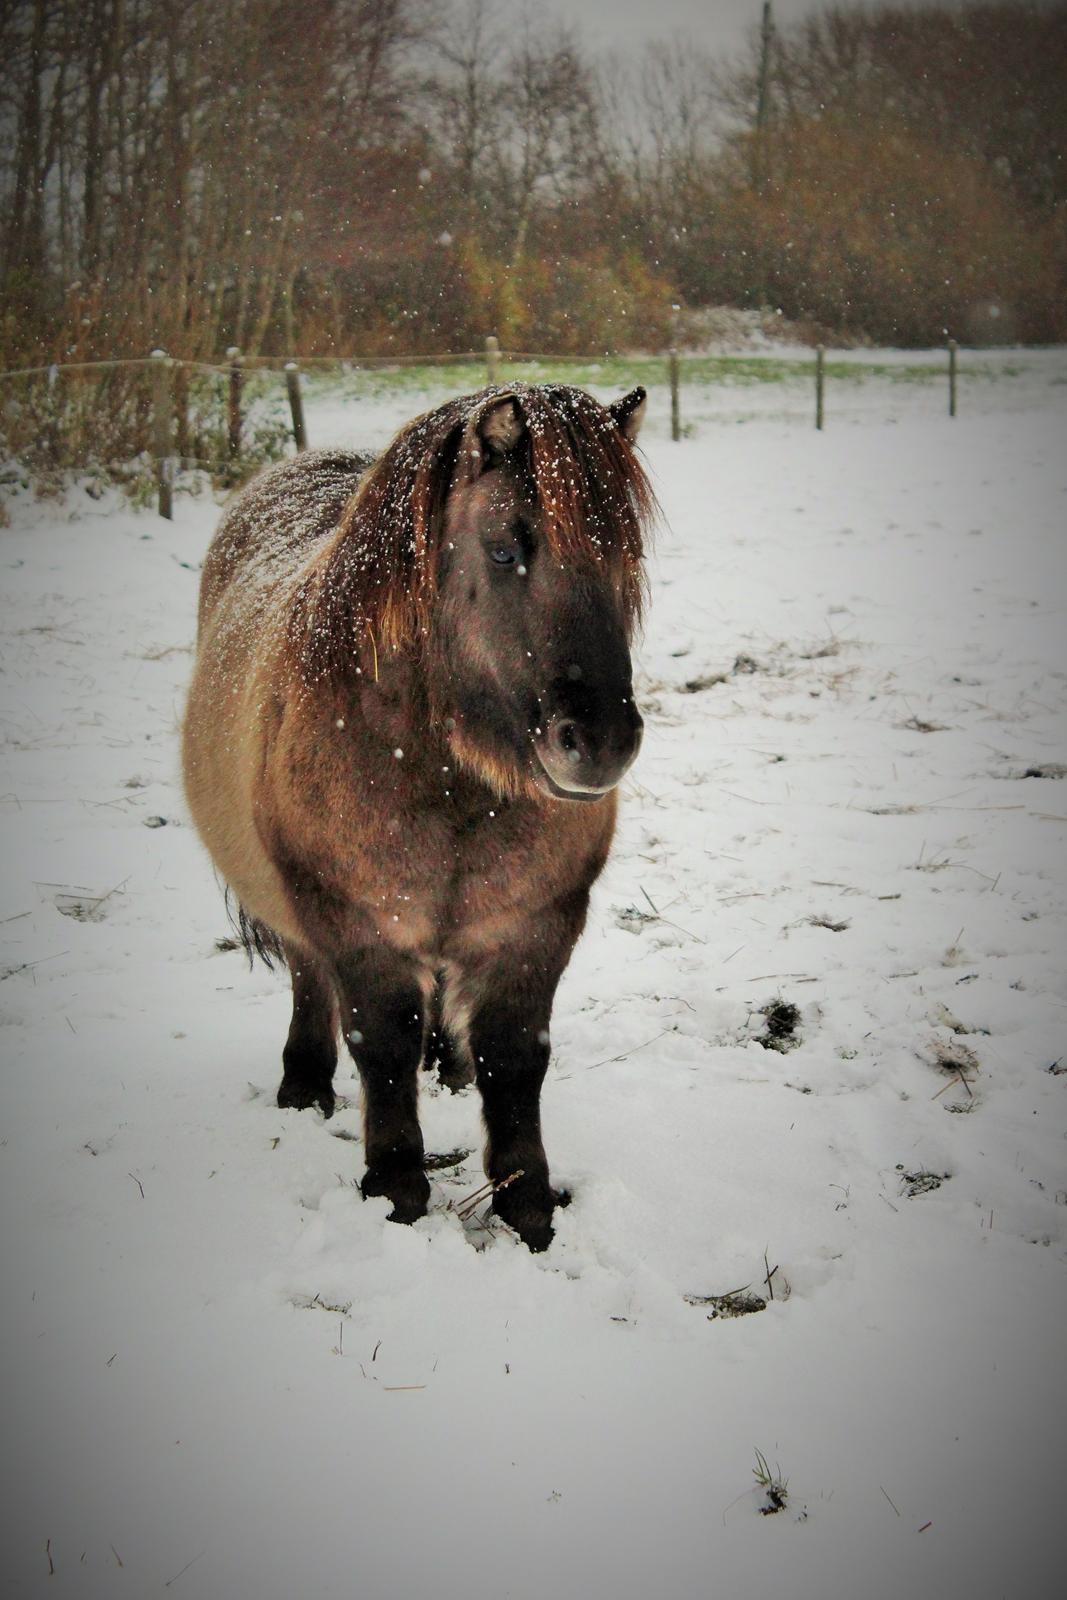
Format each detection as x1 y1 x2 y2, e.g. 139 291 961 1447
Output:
224 887 287 970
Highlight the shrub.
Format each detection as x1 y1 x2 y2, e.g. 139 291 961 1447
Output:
687 116 1064 346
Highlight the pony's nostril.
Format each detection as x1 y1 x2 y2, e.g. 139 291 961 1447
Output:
537 702 640 795
554 720 585 766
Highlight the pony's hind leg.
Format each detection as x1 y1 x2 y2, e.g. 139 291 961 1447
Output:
425 973 475 1093
278 946 339 1118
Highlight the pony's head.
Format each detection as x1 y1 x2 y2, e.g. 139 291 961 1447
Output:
314 383 656 802
434 384 651 800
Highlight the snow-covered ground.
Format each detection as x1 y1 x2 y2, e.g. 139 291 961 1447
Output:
2 359 1065 1598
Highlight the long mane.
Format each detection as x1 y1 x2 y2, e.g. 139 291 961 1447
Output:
292 384 657 681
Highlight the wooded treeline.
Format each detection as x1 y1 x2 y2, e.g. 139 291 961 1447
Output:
2 0 1064 363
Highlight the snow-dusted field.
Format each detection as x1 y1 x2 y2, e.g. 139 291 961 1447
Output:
2 360 1065 1598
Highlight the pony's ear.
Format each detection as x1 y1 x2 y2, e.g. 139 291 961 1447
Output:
463 395 525 478
479 397 524 460
610 386 647 443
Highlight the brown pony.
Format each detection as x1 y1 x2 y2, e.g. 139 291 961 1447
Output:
183 382 654 1250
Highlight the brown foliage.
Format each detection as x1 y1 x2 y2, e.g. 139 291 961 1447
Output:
702 115 1064 346
0 0 1063 370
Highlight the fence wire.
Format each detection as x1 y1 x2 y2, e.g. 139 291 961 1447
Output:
1 340 971 520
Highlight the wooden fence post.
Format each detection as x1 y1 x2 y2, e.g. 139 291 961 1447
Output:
45 362 60 466
150 349 173 520
948 339 958 418
669 348 681 441
285 361 307 451
173 360 190 461
486 334 500 385
815 345 825 431
226 346 243 462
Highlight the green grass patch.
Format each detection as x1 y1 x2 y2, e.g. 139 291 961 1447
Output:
287 349 1023 404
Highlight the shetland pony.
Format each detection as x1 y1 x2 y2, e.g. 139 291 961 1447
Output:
183 383 654 1249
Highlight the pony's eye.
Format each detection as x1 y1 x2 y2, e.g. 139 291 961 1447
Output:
489 545 518 566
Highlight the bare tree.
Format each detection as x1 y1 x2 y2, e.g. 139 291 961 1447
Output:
497 14 599 264
425 0 505 217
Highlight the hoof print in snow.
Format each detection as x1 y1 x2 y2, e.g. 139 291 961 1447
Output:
924 1036 981 1109
615 904 656 933
759 998 801 1052
661 651 763 690
686 1289 767 1320
55 890 115 923
930 1002 988 1037
143 814 170 828
1018 763 1066 780
925 1036 980 1077
424 1148 472 1171
291 1292 352 1315
898 1166 950 1198
681 671 728 694
927 1030 985 1107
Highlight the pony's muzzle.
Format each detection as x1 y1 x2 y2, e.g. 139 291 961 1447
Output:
536 696 644 798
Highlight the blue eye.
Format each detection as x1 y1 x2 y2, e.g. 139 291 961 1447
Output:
490 545 518 566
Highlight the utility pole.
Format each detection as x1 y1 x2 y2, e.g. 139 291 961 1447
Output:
753 1 774 190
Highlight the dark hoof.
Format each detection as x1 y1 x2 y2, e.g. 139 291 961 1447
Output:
437 1063 475 1094
277 1077 336 1118
427 1032 475 1093
362 1166 430 1226
493 1175 561 1253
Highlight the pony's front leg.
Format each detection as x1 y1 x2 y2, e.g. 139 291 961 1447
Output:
465 953 575 1253
334 949 431 1226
